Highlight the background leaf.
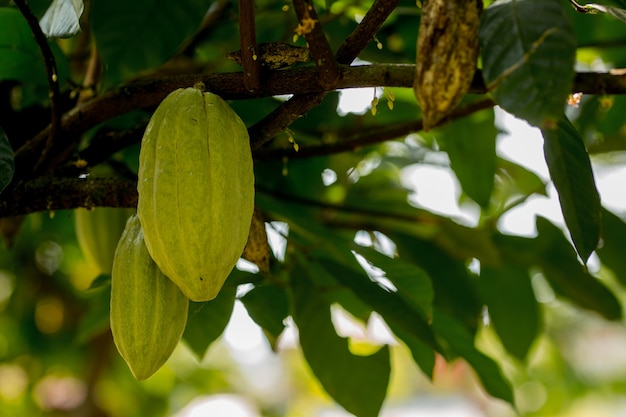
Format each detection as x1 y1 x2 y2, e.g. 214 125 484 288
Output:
291 262 391 417
182 286 236 360
536 217 622 321
433 310 514 405
596 208 626 287
542 116 601 263
91 0 214 86
435 108 497 208
480 264 541 361
480 0 576 127
240 283 289 349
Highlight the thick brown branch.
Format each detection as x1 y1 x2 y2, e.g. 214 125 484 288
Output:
0 177 137 218
12 67 626 183
293 0 339 89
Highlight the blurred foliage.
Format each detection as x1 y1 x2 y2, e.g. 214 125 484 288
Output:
3 0 626 416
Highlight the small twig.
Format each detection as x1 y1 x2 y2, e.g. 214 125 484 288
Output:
13 0 62 173
248 0 401 148
255 97 495 159
292 0 339 89
239 0 261 91
335 0 401 64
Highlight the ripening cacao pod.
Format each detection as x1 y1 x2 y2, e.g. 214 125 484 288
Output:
75 207 135 274
110 214 189 380
414 0 483 131
137 86 255 302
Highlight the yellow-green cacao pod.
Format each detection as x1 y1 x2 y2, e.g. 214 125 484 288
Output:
137 86 255 302
110 214 189 380
75 207 135 274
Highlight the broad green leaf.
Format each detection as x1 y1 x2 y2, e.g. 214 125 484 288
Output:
39 0 84 38
0 8 70 103
536 217 622 320
291 263 391 417
0 127 14 193
596 208 626 287
316 255 439 351
351 244 434 318
480 0 576 127
496 157 547 197
392 233 482 332
542 117 601 263
182 286 236 360
386 323 436 380
436 108 497 208
433 310 514 405
91 0 213 86
480 264 541 361
240 284 289 349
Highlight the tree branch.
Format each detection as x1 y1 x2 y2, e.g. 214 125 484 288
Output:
12 66 626 181
0 177 137 217
239 0 261 91
293 0 339 89
247 0 401 149
254 97 496 160
13 0 62 172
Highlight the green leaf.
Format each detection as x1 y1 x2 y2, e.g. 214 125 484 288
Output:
0 8 70 100
91 0 213 86
436 108 497 208
351 244 434 319
182 286 236 360
240 284 289 349
291 263 391 417
39 0 84 38
386 323 436 380
391 233 482 332
596 208 626 287
480 264 541 361
0 126 14 194
494 157 547 197
479 0 576 127
319 258 439 352
542 116 601 263
433 309 514 405
536 217 622 320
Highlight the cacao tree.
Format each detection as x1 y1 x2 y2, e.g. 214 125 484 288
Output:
2 0 626 415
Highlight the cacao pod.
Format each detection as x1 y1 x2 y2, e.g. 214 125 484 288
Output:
414 0 482 131
75 207 135 274
110 214 189 380
137 86 255 302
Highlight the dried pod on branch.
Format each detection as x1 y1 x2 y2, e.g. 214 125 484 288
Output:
414 0 483 131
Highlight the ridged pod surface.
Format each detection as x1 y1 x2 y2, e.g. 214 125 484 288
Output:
414 0 483 131
137 86 254 302
110 215 189 380
75 207 135 274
